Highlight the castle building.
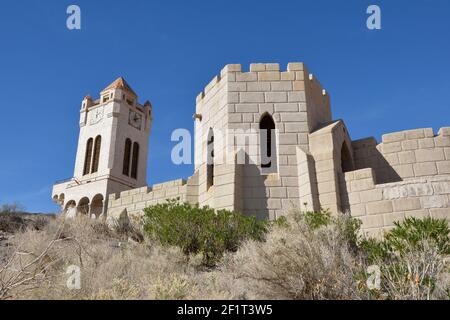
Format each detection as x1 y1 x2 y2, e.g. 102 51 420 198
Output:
53 63 450 236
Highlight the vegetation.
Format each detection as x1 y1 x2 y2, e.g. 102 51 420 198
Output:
0 201 448 300
143 200 267 266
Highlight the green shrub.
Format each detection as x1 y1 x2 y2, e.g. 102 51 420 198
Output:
359 217 450 300
143 200 267 266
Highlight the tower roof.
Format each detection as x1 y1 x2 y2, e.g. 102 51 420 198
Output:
101 77 137 97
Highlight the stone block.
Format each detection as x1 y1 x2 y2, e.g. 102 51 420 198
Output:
435 136 450 147
271 81 292 91
415 149 445 162
281 72 295 81
247 82 270 91
429 208 450 221
350 203 366 216
382 131 405 143
413 162 437 177
287 62 304 71
360 215 384 228
228 82 247 92
293 81 305 91
398 151 416 164
404 209 430 219
228 113 242 123
351 179 375 192
274 103 298 112
268 199 282 209
288 91 306 102
236 104 258 113
382 142 402 154
445 148 450 160
406 183 433 197
360 189 383 203
401 140 418 150
404 129 425 140
270 187 287 198
258 71 280 81
437 161 450 174
418 138 435 149
265 92 287 103
249 63 266 72
280 112 307 122
258 103 274 114
366 201 393 215
236 72 257 82
393 164 415 178
240 92 265 103
432 181 450 195
383 212 405 227
421 195 449 209
393 198 421 211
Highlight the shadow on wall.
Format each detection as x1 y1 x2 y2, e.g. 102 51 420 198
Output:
241 152 269 220
339 142 402 213
355 144 402 184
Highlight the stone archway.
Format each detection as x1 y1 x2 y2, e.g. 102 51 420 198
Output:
77 197 90 216
90 194 104 218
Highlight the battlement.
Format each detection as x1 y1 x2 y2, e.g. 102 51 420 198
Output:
196 62 328 103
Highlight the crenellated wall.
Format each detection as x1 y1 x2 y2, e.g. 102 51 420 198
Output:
340 127 450 236
352 127 450 184
341 168 450 237
107 178 192 221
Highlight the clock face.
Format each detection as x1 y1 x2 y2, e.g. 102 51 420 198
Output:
90 107 104 125
129 110 142 130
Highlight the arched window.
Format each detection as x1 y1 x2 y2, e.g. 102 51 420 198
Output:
259 114 277 173
91 135 102 173
207 128 214 190
131 142 139 179
83 138 93 175
341 142 353 173
122 138 132 176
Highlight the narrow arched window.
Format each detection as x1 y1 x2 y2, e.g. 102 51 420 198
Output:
122 138 132 176
207 128 214 190
131 142 139 179
91 135 102 173
259 114 277 173
83 138 93 175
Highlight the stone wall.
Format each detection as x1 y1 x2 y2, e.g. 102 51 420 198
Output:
341 168 450 237
352 127 450 184
107 178 191 220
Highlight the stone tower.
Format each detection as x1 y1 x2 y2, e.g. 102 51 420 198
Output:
52 77 152 217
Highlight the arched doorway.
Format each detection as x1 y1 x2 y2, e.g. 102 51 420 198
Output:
77 197 90 215
90 194 104 218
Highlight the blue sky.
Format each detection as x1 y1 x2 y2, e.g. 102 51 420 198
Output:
0 0 449 213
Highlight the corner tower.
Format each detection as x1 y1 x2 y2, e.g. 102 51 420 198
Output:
52 77 152 217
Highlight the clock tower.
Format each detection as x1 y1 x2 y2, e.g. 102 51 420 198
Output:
52 77 152 218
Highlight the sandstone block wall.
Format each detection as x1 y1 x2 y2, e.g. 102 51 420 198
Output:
107 178 190 220
342 168 450 237
352 127 450 184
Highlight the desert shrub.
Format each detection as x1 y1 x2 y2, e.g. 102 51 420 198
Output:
359 217 450 300
143 200 267 266
223 208 364 299
0 203 25 215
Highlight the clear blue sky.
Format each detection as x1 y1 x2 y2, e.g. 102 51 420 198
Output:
0 0 449 213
